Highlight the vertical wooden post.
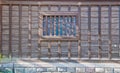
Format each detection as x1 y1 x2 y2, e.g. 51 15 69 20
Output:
46 16 48 36
58 16 60 36
48 5 51 59
0 4 2 57
58 5 61 59
38 5 42 59
18 4 22 58
88 5 91 59
68 41 71 59
58 41 61 58
28 5 32 58
108 5 112 59
54 16 56 36
78 5 81 60
119 6 120 56
50 16 52 36
98 5 102 59
48 41 51 59
9 4 12 58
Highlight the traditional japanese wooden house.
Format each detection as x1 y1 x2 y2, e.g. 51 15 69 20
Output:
0 0 120 60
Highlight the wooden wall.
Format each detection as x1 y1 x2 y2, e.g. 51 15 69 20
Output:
0 2 120 60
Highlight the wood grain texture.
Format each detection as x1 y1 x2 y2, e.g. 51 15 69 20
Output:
0 4 2 57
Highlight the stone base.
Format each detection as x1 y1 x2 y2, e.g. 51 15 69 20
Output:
0 59 120 73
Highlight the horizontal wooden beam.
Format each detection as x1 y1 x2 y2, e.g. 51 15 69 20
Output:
6 0 120 2
2 1 120 6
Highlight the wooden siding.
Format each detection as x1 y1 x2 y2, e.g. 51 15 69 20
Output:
0 4 120 60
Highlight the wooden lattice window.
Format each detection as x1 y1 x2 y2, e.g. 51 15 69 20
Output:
42 15 77 37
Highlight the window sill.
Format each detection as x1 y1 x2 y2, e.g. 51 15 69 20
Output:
40 36 78 41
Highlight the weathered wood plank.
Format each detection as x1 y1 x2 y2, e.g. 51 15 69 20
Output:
68 41 71 59
9 4 12 58
98 5 102 59
88 6 91 59
18 4 22 58
27 5 32 58
0 4 2 57
119 6 120 56
38 5 42 59
78 5 81 60
58 41 61 58
2 1 120 6
48 41 51 58
108 5 112 59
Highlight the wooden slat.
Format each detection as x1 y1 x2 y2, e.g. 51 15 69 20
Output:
58 41 61 58
50 16 52 36
68 41 71 59
48 5 51 11
46 16 48 36
0 4 2 58
78 5 81 60
48 6 51 59
58 16 60 36
48 41 51 58
108 5 112 59
88 5 91 59
57 6 61 36
27 5 32 58
18 4 22 58
40 38 78 42
53 16 56 36
38 5 43 58
64 16 67 36
38 5 42 59
58 5 61 11
9 4 12 58
68 5 71 12
98 5 102 59
119 6 120 56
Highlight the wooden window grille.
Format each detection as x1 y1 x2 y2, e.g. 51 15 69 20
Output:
42 15 77 37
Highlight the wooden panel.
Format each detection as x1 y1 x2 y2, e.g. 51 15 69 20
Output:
27 5 32 57
98 6 102 59
68 41 71 59
78 5 81 60
119 6 120 56
9 4 12 58
0 4 2 57
58 41 61 58
1 4 120 60
88 6 91 59
38 5 42 58
19 5 22 57
48 41 51 58
108 5 112 59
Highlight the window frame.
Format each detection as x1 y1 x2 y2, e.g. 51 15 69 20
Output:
40 12 79 40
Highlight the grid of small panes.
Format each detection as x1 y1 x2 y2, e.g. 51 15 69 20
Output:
43 16 76 36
